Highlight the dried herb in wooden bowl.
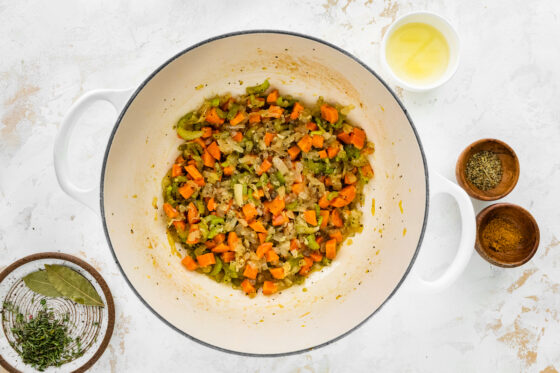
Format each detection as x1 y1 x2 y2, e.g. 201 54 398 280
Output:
465 150 503 190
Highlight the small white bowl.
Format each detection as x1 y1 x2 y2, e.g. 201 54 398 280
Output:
380 11 460 92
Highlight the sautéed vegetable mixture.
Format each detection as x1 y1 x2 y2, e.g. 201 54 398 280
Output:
162 81 374 296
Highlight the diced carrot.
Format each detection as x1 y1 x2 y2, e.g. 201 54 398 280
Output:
331 185 356 207
339 185 357 203
312 134 324 148
242 203 258 222
230 111 246 126
204 240 216 249
178 184 194 200
297 135 313 153
306 122 318 131
212 243 231 253
361 163 374 179
299 266 311 276
248 113 261 124
187 202 200 224
256 242 273 258
249 220 267 233
257 159 273 175
318 150 327 159
272 213 287 226
290 239 300 251
268 105 284 118
223 231 236 247
267 89 278 104
344 173 357 184
309 251 323 262
268 197 285 216
316 236 324 244
320 104 338 124
318 194 330 208
171 164 183 177
201 127 213 138
241 279 256 294
207 198 216 212
213 233 225 244
223 166 234 175
325 177 333 187
350 128 366 149
175 155 185 164
185 165 203 180
325 239 337 259
288 145 301 160
192 137 206 149
304 210 317 226
197 252 216 267
290 102 304 120
329 230 343 243
207 141 221 160
299 256 314 276
269 267 285 280
163 203 178 218
337 131 352 144
232 132 243 142
181 256 198 271
320 210 330 229
292 183 304 194
202 150 215 168
193 178 205 187
264 132 276 146
331 209 343 227
262 281 278 295
258 233 267 244
187 224 201 244
327 145 340 159
205 107 224 125
222 251 235 263
243 264 259 280
265 249 279 262
173 220 186 231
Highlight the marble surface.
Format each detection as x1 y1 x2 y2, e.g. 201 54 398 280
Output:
1 0 559 372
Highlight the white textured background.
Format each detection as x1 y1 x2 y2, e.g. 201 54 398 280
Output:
1 0 560 372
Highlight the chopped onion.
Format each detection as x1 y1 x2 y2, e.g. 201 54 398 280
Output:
234 184 243 206
272 156 289 175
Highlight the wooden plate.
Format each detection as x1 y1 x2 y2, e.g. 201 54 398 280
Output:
0 253 115 372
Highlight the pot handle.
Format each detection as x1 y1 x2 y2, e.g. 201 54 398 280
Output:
413 171 476 293
54 88 134 214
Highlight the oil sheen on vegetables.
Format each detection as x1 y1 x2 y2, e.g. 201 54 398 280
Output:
386 22 450 85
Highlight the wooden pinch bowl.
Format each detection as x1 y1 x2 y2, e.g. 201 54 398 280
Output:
456 138 520 200
475 203 540 267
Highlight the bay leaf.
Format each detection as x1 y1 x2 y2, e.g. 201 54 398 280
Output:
23 270 63 298
45 265 104 307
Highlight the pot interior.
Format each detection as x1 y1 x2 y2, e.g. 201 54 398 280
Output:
102 32 427 354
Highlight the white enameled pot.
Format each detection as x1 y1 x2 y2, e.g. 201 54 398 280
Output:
54 31 475 356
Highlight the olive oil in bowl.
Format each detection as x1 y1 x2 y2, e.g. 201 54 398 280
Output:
381 12 460 91
386 22 449 85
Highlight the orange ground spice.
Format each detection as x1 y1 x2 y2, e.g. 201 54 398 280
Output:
481 217 523 252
